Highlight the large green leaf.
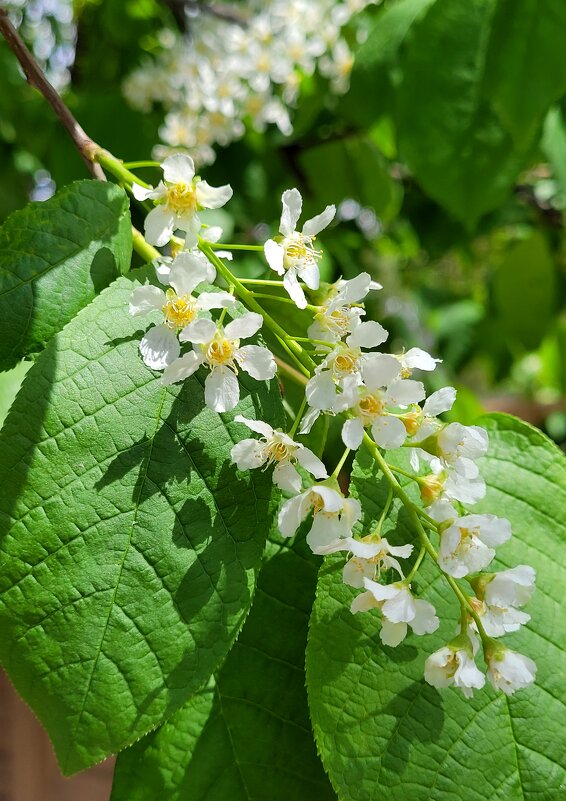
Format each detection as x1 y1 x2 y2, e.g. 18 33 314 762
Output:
0 271 283 774
484 0 566 150
493 231 556 351
307 414 566 801
111 536 336 801
396 0 530 225
0 180 132 371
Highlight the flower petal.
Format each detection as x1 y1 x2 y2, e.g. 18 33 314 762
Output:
298 260 320 290
162 153 195 184
371 416 407 449
280 188 303 236
132 182 157 201
179 318 217 344
384 378 426 407
295 446 328 480
273 461 302 493
283 268 307 309
234 415 274 438
144 206 176 247
139 325 180 371
231 438 266 470
225 312 263 341
129 285 165 316
423 386 457 417
197 291 236 310
161 350 204 385
195 180 233 209
235 345 277 380
168 252 210 296
278 493 308 538
302 204 336 236
264 239 285 275
362 353 401 389
403 347 441 371
347 320 389 350
342 418 364 449
205 367 239 412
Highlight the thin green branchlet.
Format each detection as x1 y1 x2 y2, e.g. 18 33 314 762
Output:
122 151 536 698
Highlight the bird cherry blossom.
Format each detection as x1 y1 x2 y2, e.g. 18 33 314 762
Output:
161 313 276 412
486 646 537 695
424 639 486 698
132 154 233 247
278 483 362 553
438 513 512 578
264 188 335 309
342 537 414 587
307 271 382 343
231 416 327 492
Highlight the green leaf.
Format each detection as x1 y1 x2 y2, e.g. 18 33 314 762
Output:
0 271 283 774
299 136 402 222
542 106 566 199
0 180 132 371
307 414 566 801
493 231 556 351
342 0 436 127
484 0 566 149
111 536 336 801
396 0 531 225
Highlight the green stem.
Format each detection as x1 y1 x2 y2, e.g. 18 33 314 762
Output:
239 278 285 286
209 243 265 252
122 160 162 169
406 546 426 584
274 356 308 386
250 293 303 306
373 485 393 538
95 149 149 188
132 227 160 264
288 396 308 438
199 242 316 374
330 447 351 480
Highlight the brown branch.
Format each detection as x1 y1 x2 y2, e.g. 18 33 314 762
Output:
0 8 105 179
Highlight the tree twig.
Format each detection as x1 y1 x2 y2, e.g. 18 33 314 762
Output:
0 8 105 179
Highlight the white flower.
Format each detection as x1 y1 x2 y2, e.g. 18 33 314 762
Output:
475 565 536 638
424 643 486 698
438 514 512 578
278 484 362 553
264 188 335 309
161 313 276 412
307 271 381 343
343 537 413 587
305 322 392 410
132 154 233 247
437 422 489 464
341 370 426 451
231 416 327 492
486 647 537 695
129 252 235 370
352 578 439 647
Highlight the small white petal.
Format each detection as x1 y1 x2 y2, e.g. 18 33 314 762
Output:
195 180 233 209
161 350 203 385
371 416 407 449
264 239 285 275
205 367 239 412
306 372 337 411
362 353 401 389
278 493 308 538
129 285 165 316
295 446 328 480
302 204 336 236
234 415 275 438
168 252 209 296
236 345 277 380
283 269 307 309
273 461 302 493
380 620 408 647
423 387 457 417
280 188 303 236
403 348 441 371
144 206 176 247
342 418 365 449
140 325 180 371
198 291 236 310
162 153 195 184
231 438 266 470
347 320 389 350
384 378 426 408
410 599 439 635
298 261 320 290
225 312 263 341
132 182 156 201
179 318 217 344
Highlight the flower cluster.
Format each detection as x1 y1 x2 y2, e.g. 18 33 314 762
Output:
130 154 536 698
123 0 377 165
7 0 76 91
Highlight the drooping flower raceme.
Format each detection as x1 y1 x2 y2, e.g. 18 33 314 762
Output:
161 313 276 412
264 188 335 309
486 646 537 696
129 251 236 371
231 416 328 492
438 512 512 578
132 154 233 247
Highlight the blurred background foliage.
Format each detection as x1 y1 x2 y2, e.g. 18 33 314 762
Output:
1 0 566 446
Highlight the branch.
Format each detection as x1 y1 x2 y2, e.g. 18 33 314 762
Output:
172 0 248 26
0 8 105 179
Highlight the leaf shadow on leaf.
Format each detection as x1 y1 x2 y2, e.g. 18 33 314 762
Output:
90 246 123 295
92 373 275 725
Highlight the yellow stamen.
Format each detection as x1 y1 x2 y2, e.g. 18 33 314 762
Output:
165 182 198 214
162 295 198 329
